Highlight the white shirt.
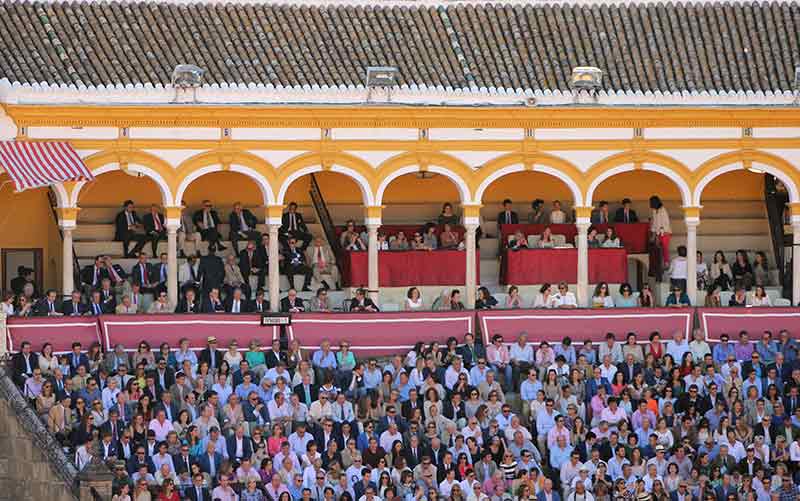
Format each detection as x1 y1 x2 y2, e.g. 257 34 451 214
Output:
669 257 688 280
550 210 566 224
551 292 577 308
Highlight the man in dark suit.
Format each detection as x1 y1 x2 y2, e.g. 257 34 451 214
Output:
11 341 38 387
224 287 251 313
80 256 109 294
173 442 197 478
225 426 253 464
280 289 305 313
198 249 225 294
250 288 269 314
281 238 312 291
253 234 277 290
87 290 110 316
238 240 260 291
614 198 639 223
590 200 611 224
401 389 423 421
114 200 147 258
228 202 261 253
201 288 225 314
280 202 312 250
616 353 642 384
174 288 200 314
61 290 88 316
130 252 155 293
536 478 562 501
349 288 379 312
584 367 612 404
192 200 226 253
742 352 766 379
151 253 170 297
737 445 763 476
126 446 155 476
101 409 125 443
33 289 60 317
784 386 800 415
186 473 211 501
198 337 223 372
142 204 167 257
10 266 34 296
458 333 486 369
103 256 129 290
264 339 285 369
496 198 518 228
68 342 90 374
293 374 319 408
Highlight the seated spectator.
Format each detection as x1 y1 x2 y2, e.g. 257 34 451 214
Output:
550 200 567 224
439 224 460 249
732 249 754 290
422 225 439 250
591 201 611 224
350 288 379 312
729 288 748 307
508 230 528 251
389 231 410 251
551 282 577 308
376 233 389 250
475 287 497 310
404 287 424 311
665 286 691 308
147 291 173 314
280 289 305 313
533 283 554 308
343 231 367 252
639 284 655 308
705 286 722 307
711 250 733 291
696 250 709 291
591 283 614 308
528 199 547 224
505 286 523 309
601 227 621 248
447 290 465 311
310 287 332 312
751 285 771 307
437 203 459 227
411 232 429 250
616 284 637 308
339 220 361 248
586 227 601 248
614 198 638 223
538 227 555 249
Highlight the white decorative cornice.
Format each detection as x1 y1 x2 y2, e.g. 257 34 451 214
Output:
1 78 796 107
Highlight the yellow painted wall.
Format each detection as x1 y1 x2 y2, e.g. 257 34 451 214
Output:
700 170 764 201
285 171 364 204
79 171 163 207
182 171 263 206
0 176 62 291
593 171 682 202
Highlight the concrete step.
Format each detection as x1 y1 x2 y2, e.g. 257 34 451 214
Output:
672 218 769 236
668 235 772 255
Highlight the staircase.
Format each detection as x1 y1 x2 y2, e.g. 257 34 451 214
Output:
764 174 790 298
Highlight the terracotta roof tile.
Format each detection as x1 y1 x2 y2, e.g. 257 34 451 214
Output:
0 0 798 94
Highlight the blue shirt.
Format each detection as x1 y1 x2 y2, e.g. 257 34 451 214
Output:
548 444 573 469
520 379 543 402
469 366 490 387
712 343 736 365
553 345 576 365
755 341 778 364
536 409 557 436
363 368 382 389
312 350 337 369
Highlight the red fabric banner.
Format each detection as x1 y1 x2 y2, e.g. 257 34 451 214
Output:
344 250 479 287
476 308 694 346
699 307 800 342
502 248 627 285
99 314 279 351
6 316 101 353
499 223 649 253
287 311 474 356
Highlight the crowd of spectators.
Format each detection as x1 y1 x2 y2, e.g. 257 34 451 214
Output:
8 324 800 501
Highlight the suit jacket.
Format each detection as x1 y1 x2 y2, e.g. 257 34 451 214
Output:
130 262 153 287
192 210 221 232
736 457 763 476
115 210 141 241
615 361 643 384
614 207 639 223
225 435 253 460
99 288 117 310
174 298 200 314
106 264 129 285
784 395 800 415
254 244 270 270
173 453 197 476
101 419 125 443
537 491 562 501
280 296 305 313
474 459 498 483
185 486 211 501
61 300 88 316
590 211 612 224
293 383 319 407
742 361 766 379
224 297 252 313
497 210 519 225
33 298 60 317
201 297 226 314
198 255 225 291
305 245 336 269
238 248 259 278
349 297 379 312
280 211 308 234
142 212 166 234
87 301 110 316
401 398 423 422
126 455 155 476
68 353 90 373
584 377 612 403
458 343 486 369
11 352 39 385
198 348 223 369
228 209 258 238
80 265 109 288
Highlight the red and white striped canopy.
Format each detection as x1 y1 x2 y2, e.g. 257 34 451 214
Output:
0 141 93 191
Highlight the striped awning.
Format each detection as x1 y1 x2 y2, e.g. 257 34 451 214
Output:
0 141 93 191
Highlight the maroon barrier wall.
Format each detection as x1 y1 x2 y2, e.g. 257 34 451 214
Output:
6 316 102 353
476 308 694 346
698 307 800 341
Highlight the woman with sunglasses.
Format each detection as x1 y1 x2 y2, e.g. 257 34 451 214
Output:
133 342 156 371
592 282 614 308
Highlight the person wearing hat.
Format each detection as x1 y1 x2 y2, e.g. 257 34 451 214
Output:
614 198 639 224
198 337 222 372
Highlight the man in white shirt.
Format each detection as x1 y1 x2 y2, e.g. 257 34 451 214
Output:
509 333 534 388
444 357 470 390
211 475 238 501
550 200 567 224
148 409 174 442
551 282 578 308
666 330 690 363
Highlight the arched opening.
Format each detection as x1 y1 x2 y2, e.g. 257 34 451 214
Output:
381 172 462 224
696 169 779 300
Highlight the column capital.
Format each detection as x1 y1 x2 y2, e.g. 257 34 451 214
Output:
682 206 702 220
164 206 182 219
264 205 284 225
56 207 80 229
464 222 480 232
788 203 800 226
462 204 482 226
574 206 592 219
364 206 383 226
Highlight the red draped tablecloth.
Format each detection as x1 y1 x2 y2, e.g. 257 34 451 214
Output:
502 248 627 284
500 223 649 253
344 250 479 286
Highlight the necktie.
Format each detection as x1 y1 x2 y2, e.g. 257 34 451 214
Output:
141 266 149 286
234 301 239 313
240 213 248 232
133 294 138 305
196 487 201 500
94 267 99 286
190 265 196 281
160 265 166 283
155 214 162 231
625 210 629 223
126 212 133 226
210 351 215 368
290 213 296 231
49 301 54 313
317 248 325 267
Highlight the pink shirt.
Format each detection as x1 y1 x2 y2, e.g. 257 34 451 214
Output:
486 344 510 365
547 425 571 448
536 347 555 367
148 418 174 442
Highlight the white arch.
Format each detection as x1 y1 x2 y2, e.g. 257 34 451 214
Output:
277 165 322 206
329 165 374 206
585 165 634 207
51 182 70 208
693 162 800 205
474 164 584 206
375 165 472 205
174 166 221 207
71 163 173 207
585 164 692 207
229 165 274 205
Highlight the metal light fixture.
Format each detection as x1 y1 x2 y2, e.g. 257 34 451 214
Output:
171 64 205 102
366 66 398 103
570 66 603 103
744 160 764 174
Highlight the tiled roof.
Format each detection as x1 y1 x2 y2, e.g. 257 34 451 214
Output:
0 0 798 95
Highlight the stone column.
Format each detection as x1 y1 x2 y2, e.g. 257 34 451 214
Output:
365 206 383 304
56 208 79 299
164 207 183 307
575 207 592 307
462 204 482 309
266 205 284 312
684 207 701 305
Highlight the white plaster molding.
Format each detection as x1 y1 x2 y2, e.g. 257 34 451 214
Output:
693 162 800 204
